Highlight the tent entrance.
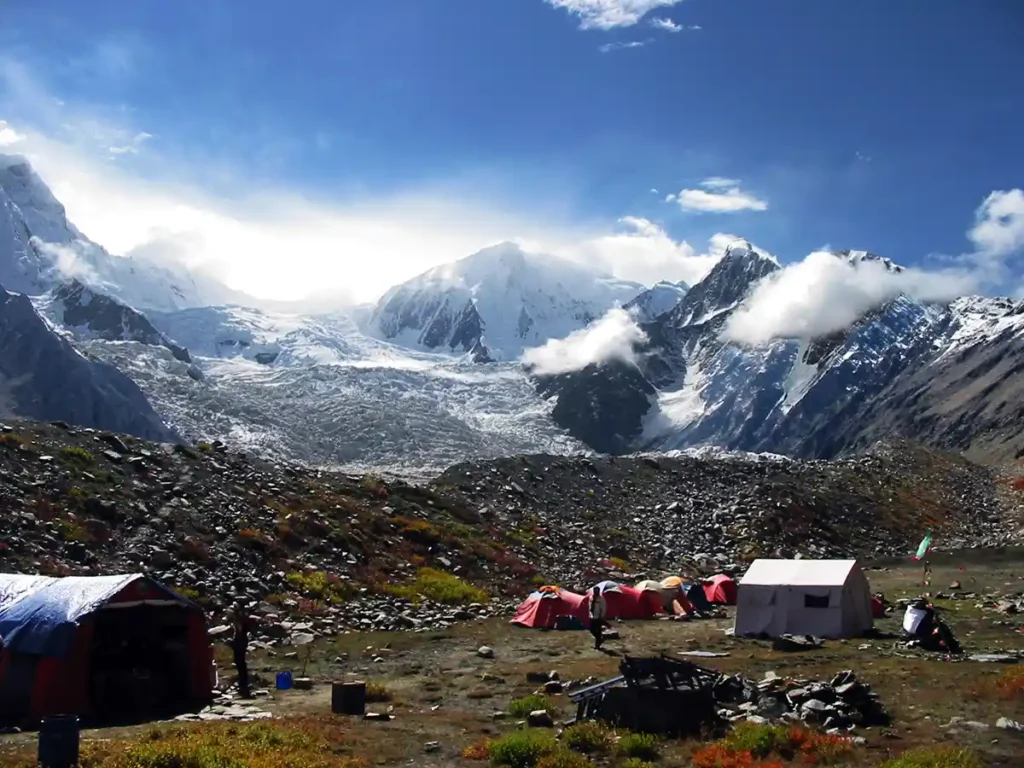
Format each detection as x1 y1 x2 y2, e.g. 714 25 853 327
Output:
88 604 194 722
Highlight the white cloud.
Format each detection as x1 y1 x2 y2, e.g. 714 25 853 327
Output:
522 307 647 375
967 188 1024 259
721 251 975 346
649 17 682 32
560 217 726 287
546 0 687 30
598 39 651 53
0 121 24 146
649 17 698 32
108 131 153 156
667 178 769 213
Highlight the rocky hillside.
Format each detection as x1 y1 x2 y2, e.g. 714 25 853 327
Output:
1 420 1020 641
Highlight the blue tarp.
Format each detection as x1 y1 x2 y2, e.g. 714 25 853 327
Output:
0 574 171 657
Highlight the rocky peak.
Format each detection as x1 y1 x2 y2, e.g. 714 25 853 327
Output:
49 279 192 364
667 240 779 328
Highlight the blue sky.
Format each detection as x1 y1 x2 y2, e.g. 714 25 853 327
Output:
1 0 1022 302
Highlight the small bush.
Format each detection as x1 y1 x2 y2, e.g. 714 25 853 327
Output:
562 721 613 755
462 739 492 760
694 724 853 767
0 433 24 447
365 681 392 703
59 445 94 465
620 760 655 768
508 693 551 718
880 746 983 768
285 570 353 603
488 731 557 768
385 567 488 605
616 733 660 761
535 749 592 768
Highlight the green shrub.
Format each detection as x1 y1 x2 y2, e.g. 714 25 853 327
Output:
562 721 612 754
59 445 94 465
615 733 660 761
284 570 353 603
619 760 654 768
880 746 983 768
535 749 592 768
0 433 24 447
508 693 551 718
488 731 557 768
385 567 488 605
723 721 789 758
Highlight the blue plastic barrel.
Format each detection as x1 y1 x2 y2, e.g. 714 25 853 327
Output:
38 715 79 768
276 671 293 690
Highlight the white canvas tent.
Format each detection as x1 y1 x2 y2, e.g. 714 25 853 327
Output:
734 559 873 639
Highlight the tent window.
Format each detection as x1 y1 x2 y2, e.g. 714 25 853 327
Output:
804 594 830 609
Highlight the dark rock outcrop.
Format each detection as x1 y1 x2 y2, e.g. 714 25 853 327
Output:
0 282 177 442
52 279 191 363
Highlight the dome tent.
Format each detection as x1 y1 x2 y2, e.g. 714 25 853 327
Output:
703 574 738 605
581 581 663 620
511 587 587 629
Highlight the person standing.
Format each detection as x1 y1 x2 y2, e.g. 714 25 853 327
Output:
588 585 608 650
230 607 252 699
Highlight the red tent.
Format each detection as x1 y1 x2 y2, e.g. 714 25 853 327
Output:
0 574 215 722
703 574 738 605
581 583 663 620
511 588 587 629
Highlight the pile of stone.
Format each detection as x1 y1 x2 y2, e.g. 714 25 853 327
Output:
173 692 274 723
717 669 889 734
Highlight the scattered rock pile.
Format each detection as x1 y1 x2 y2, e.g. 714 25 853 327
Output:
717 669 889 734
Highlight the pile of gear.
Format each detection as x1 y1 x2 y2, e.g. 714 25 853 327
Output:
900 598 963 654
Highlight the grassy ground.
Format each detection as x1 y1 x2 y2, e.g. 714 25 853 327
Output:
1 551 1023 766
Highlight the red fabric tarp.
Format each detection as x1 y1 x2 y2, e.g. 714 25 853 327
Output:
703 574 738 605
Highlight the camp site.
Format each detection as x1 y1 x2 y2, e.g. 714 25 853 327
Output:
0 545 1022 768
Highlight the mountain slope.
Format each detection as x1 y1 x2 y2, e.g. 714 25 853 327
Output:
532 244 1024 464
0 280 177 441
34 279 192 364
368 242 644 361
0 154 236 311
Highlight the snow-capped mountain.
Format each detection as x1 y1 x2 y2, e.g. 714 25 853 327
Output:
0 154 239 311
3 155 1023 471
533 244 1024 464
368 241 644 362
624 280 689 322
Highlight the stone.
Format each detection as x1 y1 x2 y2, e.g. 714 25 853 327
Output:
996 717 1024 731
527 710 554 728
477 646 495 659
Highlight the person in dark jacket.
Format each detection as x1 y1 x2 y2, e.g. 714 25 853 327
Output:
230 608 252 698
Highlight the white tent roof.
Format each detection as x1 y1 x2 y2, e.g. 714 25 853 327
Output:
739 559 859 587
